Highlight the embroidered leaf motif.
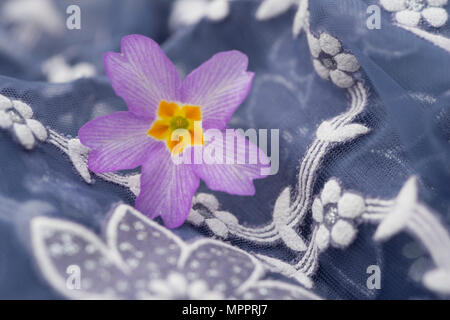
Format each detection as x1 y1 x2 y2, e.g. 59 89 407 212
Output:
374 177 417 241
316 121 370 143
273 188 307 252
68 139 92 184
256 254 313 289
273 187 291 226
278 226 308 252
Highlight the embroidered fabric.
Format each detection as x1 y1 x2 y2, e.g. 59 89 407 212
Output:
0 0 448 299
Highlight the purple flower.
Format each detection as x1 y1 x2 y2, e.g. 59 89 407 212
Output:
79 35 269 228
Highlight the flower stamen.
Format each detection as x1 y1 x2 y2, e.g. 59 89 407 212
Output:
148 100 203 155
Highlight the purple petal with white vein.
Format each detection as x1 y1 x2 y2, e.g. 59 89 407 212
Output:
104 34 182 118
79 111 161 173
136 148 200 228
193 129 270 195
181 51 254 130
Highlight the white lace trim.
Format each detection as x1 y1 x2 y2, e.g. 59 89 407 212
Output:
31 204 322 300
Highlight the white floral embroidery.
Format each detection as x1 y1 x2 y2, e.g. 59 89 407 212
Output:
380 0 448 28
169 0 229 31
257 0 362 88
312 179 364 251
31 204 321 300
0 94 47 150
307 32 360 88
377 0 450 52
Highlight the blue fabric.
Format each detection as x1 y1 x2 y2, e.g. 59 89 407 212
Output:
0 0 448 299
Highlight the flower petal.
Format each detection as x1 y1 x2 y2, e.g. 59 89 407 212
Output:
320 179 341 206
422 7 448 27
330 69 355 88
79 111 160 173
192 129 270 195
181 51 254 130
331 220 357 248
395 10 421 27
26 119 48 142
319 33 341 56
307 33 321 58
380 0 406 12
334 53 360 73
0 110 12 129
337 192 365 219
104 35 182 119
427 0 448 6
313 59 331 80
316 225 330 251
13 123 35 150
136 150 200 228
312 197 324 223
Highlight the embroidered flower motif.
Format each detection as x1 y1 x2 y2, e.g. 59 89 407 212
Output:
311 179 365 251
78 35 269 228
307 32 360 89
0 95 48 150
188 193 239 238
380 0 448 28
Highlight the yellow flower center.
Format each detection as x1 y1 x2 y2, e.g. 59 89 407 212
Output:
148 100 204 155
